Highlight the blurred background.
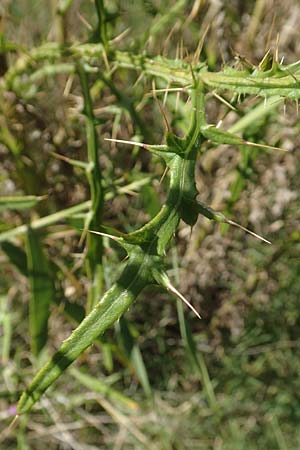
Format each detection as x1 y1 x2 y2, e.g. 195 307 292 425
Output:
1 0 300 448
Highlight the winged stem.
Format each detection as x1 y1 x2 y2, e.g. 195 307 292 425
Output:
17 84 206 414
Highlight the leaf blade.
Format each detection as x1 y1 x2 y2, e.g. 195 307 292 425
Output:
26 228 55 356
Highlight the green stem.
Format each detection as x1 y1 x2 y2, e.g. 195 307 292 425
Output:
17 260 147 414
99 74 151 141
16 85 207 414
0 178 151 243
6 43 300 98
77 63 104 311
128 86 205 250
0 201 91 243
14 76 276 416
92 0 108 47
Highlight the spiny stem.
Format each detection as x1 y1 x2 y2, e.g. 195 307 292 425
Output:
6 43 300 98
13 67 279 418
225 219 271 245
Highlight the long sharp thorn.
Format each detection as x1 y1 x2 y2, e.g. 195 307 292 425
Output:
176 90 180 112
77 12 93 30
274 33 280 64
189 62 197 86
0 414 19 441
63 74 74 97
105 138 166 149
105 138 147 148
155 98 171 133
284 67 298 83
244 141 287 152
139 80 172 135
193 24 210 64
180 38 183 61
4 414 19 437
164 278 201 319
185 0 202 25
259 48 271 69
78 218 91 247
110 27 131 45
133 72 144 88
84 229 121 242
163 22 178 56
226 219 271 245
152 87 187 93
212 91 237 111
265 13 276 52
159 166 169 185
163 83 170 108
175 41 179 61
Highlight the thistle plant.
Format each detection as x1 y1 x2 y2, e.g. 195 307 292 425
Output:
14 77 287 414
1 1 300 424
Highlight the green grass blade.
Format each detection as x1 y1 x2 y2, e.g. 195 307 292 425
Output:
0 119 22 156
270 415 288 450
1 240 88 327
172 248 217 409
0 195 44 212
1 241 28 276
130 345 152 399
116 317 152 399
0 200 91 243
26 228 55 356
92 0 108 47
0 294 12 364
176 300 217 410
77 63 104 311
70 367 139 410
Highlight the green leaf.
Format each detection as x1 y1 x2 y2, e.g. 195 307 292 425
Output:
17 255 148 414
1 241 28 276
26 228 55 356
201 125 245 146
